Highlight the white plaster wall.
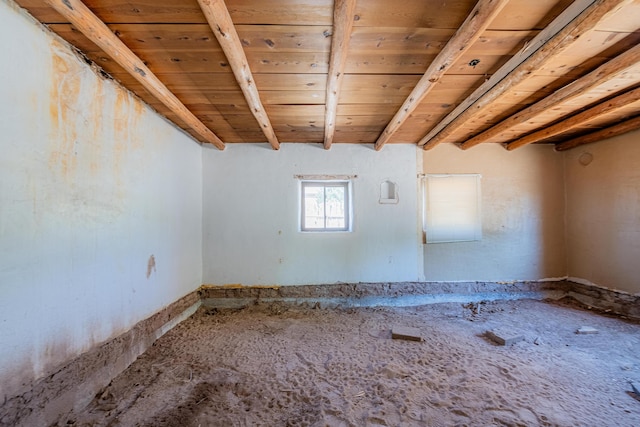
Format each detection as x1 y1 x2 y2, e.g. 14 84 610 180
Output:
565 130 640 294
0 1 202 400
202 144 421 285
422 144 565 281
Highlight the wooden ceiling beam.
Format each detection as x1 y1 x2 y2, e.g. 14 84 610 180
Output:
506 86 640 150
374 0 509 151
196 0 280 150
555 115 640 151
324 0 357 150
420 0 632 150
44 0 225 150
460 43 640 149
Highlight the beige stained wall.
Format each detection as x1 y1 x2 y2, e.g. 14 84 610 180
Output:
0 0 202 402
565 129 640 294
422 143 566 282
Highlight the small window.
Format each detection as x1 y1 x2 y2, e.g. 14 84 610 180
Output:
300 181 351 232
423 174 481 243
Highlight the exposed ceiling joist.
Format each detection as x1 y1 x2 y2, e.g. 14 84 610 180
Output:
420 0 632 150
555 115 640 151
44 0 226 150
459 43 640 149
197 0 280 150
373 0 509 151
506 86 640 150
26 0 638 151
324 0 357 150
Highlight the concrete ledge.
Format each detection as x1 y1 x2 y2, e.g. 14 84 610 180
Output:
200 280 569 309
200 281 640 320
1 291 201 427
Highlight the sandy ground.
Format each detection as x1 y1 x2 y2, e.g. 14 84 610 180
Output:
65 298 640 426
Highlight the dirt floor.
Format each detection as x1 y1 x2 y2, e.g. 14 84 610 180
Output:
64 298 640 426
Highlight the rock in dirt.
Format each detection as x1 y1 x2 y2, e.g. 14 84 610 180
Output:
576 326 599 335
486 329 524 346
391 326 422 342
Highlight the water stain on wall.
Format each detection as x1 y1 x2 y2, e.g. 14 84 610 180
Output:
48 40 80 181
147 255 156 279
44 37 149 226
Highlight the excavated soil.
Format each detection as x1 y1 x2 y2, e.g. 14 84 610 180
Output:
64 299 640 426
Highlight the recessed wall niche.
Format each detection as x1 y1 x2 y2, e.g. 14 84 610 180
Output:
379 180 398 204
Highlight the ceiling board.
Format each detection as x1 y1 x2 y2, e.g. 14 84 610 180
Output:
13 0 640 149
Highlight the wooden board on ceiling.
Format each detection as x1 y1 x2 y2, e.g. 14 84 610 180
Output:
260 90 325 105
534 32 640 77
162 109 256 143
348 27 456 54
348 28 536 56
16 0 207 24
352 0 573 30
18 0 573 30
49 23 221 50
352 0 476 29
49 22 334 53
333 130 380 143
487 0 575 30
344 53 531 77
112 72 239 91
275 130 324 143
339 85 478 105
265 105 324 128
16 0 335 25
90 49 231 73
252 74 327 91
594 1 640 32
236 25 332 52
188 103 253 116
334 103 396 115
340 74 421 92
336 115 391 127
113 72 328 93
79 47 330 74
344 53 435 75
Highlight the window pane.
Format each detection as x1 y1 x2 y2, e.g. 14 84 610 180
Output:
300 181 350 232
303 185 325 229
325 186 345 228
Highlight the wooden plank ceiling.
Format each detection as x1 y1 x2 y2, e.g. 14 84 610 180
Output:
16 0 640 151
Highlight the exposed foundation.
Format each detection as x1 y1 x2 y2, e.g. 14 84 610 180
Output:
201 280 640 319
0 292 200 427
2 280 639 426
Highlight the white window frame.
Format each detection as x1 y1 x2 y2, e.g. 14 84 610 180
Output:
300 180 352 232
423 173 482 243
